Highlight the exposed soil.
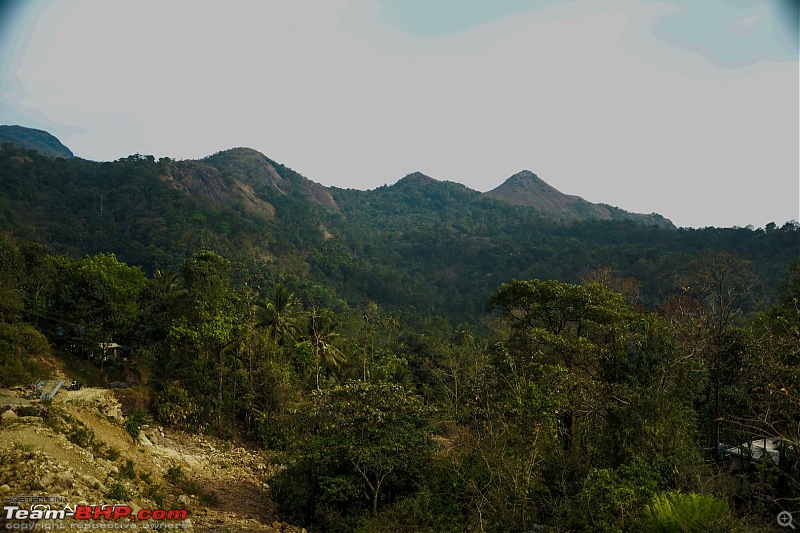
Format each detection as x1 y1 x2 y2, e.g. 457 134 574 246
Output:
0 385 303 532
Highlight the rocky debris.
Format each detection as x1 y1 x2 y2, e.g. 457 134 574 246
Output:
0 388 34 408
0 386 300 531
16 416 43 424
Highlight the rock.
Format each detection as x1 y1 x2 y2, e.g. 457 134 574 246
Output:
0 485 10 495
1 410 17 423
56 472 74 489
137 431 153 447
178 494 191 506
18 416 43 423
40 472 56 488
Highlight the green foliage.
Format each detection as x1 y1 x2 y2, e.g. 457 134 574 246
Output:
0 230 25 321
48 252 147 354
165 465 185 486
67 425 96 450
488 279 697 468
645 491 730 533
154 381 203 430
273 381 435 526
0 161 797 533
105 481 130 501
0 321 49 386
144 482 165 507
123 407 146 439
574 461 662 532
119 459 137 480
354 480 466 533
297 307 347 389
105 447 121 462
253 284 300 346
199 490 219 507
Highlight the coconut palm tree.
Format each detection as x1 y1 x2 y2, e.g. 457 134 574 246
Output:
154 268 182 293
298 306 347 390
253 284 300 348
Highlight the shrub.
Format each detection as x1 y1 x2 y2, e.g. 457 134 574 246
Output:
119 459 136 480
0 322 48 387
67 426 96 449
105 446 121 461
200 491 219 507
144 483 165 507
165 465 185 486
123 407 146 439
645 491 730 533
154 382 203 430
105 481 130 501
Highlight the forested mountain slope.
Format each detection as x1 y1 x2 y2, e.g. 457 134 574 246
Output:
2 127 800 532
0 125 74 158
0 132 797 324
486 169 672 227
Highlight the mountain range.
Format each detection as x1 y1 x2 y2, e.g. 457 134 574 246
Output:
0 125 795 323
0 125 671 228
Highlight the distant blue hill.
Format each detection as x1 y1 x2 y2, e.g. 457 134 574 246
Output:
0 125 74 159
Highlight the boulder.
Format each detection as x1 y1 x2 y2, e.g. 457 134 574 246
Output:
40 472 56 488
137 431 153 447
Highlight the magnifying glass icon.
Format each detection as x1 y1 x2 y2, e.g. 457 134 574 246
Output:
779 511 796 529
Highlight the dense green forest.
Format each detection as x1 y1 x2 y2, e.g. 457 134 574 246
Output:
1 141 799 530
0 143 797 326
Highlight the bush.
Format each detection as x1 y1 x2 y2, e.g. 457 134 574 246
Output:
123 407 147 439
144 482 165 507
155 382 203 430
575 460 662 532
0 322 48 387
67 426 96 450
645 491 730 533
105 481 130 501
165 465 185 486
119 459 136 480
199 491 219 507
105 447 121 461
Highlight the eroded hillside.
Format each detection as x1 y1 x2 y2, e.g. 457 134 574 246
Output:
0 379 304 532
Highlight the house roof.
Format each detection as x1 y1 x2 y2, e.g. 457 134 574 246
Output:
720 438 781 464
99 342 123 350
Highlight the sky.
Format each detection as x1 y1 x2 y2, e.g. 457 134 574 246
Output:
0 0 797 229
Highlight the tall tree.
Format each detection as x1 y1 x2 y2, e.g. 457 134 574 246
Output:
253 284 300 348
274 381 434 522
488 279 698 467
298 306 346 390
166 250 242 429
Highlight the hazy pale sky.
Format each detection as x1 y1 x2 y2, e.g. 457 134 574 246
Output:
0 0 797 228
